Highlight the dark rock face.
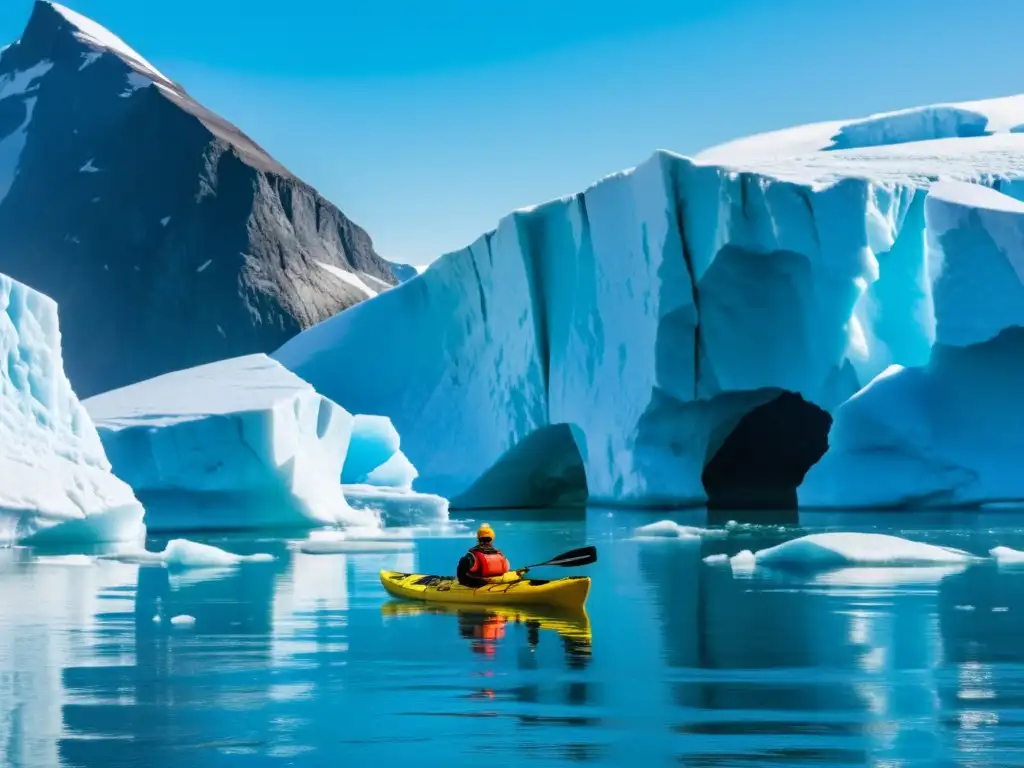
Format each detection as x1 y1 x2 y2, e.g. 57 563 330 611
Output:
0 1 402 397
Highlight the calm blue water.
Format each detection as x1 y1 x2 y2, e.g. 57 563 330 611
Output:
5 507 1024 767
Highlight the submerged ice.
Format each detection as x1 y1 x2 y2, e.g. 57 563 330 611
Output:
0 272 143 543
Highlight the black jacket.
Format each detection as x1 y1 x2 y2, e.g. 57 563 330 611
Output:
457 544 506 587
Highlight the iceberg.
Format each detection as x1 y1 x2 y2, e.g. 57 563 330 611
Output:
0 272 143 543
84 354 377 531
742 532 975 571
801 182 1024 508
274 92 1024 510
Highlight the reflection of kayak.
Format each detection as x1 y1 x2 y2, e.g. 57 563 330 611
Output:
379 570 591 611
381 600 592 649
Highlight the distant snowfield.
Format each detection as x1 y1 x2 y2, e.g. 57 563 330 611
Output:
316 261 376 298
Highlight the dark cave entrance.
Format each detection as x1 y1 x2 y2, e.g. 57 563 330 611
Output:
701 392 832 511
451 423 588 510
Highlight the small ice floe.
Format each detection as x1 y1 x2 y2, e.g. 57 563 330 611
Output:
748 532 976 571
170 615 196 627
634 520 728 540
100 538 274 568
702 553 730 566
990 546 1024 565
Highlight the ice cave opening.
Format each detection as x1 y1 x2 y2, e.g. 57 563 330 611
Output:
701 391 831 510
450 423 588 510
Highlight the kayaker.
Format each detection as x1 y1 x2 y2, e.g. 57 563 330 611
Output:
457 523 526 587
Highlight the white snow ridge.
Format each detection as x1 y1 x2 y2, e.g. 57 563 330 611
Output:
49 2 174 86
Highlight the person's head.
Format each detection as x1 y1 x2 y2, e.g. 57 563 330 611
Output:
476 523 495 546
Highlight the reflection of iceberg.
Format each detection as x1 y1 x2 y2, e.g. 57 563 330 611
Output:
811 566 966 588
0 554 138 766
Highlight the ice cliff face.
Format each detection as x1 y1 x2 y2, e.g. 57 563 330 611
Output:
84 353 377 532
800 181 1024 508
0 270 143 542
276 92 1024 511
0 1 406 398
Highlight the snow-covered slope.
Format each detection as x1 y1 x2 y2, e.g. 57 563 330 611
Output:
697 94 1024 163
0 1 401 397
801 181 1024 508
0 272 143 542
84 354 376 531
275 91 1024 510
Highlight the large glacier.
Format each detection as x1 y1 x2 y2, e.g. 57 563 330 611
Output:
800 181 1024 508
84 354 377 531
0 272 143 542
274 91 1024 510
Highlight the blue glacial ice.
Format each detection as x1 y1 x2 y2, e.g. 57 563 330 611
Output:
274 92 1024 509
341 414 448 526
84 354 379 532
342 415 402 484
800 181 1024 508
0 272 144 543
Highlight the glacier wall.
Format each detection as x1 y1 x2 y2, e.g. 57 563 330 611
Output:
274 148 949 509
0 272 143 542
801 181 1024 508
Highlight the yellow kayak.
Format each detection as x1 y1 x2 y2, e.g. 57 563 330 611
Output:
379 569 591 611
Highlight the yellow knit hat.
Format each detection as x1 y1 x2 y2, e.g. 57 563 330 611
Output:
476 523 495 541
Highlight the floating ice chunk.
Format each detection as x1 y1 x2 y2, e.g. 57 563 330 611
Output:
0 274 144 544
753 532 974 571
342 415 401 483
343 485 449 528
85 354 376 532
161 538 274 568
79 159 100 173
99 538 274 568
634 520 725 539
160 216 171 227
810 565 966 587
170 614 196 627
730 550 757 573
703 553 730 566
991 546 1024 565
363 450 417 490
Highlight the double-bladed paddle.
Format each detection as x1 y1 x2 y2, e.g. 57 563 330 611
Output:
520 545 597 571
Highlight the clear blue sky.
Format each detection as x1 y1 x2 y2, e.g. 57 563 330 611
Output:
3 0 1024 265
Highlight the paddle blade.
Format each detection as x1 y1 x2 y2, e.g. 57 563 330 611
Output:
534 546 597 569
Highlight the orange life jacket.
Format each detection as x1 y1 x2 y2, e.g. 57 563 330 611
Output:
469 549 510 578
